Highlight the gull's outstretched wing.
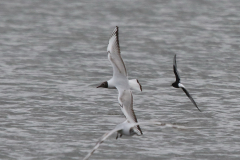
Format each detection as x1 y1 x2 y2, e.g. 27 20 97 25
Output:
134 121 186 130
83 125 123 160
107 26 127 78
173 54 180 83
118 89 142 135
181 87 201 112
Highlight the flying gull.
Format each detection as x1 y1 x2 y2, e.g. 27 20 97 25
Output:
83 120 185 160
97 26 143 133
97 26 142 92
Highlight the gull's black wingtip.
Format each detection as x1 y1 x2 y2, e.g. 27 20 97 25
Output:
137 125 143 135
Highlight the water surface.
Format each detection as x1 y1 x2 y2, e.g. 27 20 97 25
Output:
0 0 240 159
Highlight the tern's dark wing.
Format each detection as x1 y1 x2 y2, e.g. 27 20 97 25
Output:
181 87 201 112
173 54 180 83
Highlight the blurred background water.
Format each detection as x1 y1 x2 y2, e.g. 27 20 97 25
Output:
0 0 240 159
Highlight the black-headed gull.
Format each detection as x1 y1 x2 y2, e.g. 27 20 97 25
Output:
171 54 201 112
83 120 185 160
97 26 142 134
97 26 142 92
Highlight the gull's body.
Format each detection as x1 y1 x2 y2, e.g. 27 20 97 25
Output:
172 54 201 112
83 120 185 160
97 26 142 134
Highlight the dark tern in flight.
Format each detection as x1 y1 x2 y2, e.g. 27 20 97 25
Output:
171 54 201 112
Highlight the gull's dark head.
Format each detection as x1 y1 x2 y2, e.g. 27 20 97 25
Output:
97 81 108 88
129 128 135 135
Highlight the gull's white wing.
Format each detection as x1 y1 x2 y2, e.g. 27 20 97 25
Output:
118 89 142 134
134 121 186 130
107 26 127 78
83 125 123 160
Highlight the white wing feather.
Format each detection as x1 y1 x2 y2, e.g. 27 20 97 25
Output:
83 125 123 160
107 26 127 78
118 89 142 134
134 121 186 130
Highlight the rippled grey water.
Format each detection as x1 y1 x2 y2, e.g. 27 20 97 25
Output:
0 0 240 159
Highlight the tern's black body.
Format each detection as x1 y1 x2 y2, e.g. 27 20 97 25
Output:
171 82 179 88
172 54 201 112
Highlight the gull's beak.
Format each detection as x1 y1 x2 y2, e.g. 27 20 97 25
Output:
97 84 102 88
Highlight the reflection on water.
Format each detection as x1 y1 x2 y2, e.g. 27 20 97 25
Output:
0 0 240 159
